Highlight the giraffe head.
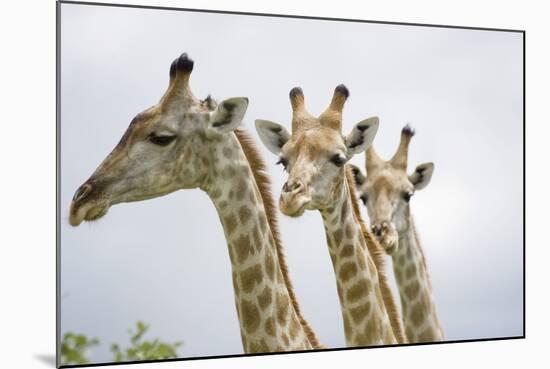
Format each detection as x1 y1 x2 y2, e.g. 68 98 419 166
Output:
350 125 434 254
255 85 379 216
69 53 249 226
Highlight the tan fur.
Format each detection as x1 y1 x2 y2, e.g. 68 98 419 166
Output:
235 129 323 349
411 217 433 291
345 166 408 344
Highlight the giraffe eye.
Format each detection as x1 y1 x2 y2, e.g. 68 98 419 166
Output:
330 154 346 167
276 157 288 171
148 133 177 146
402 191 414 202
359 194 368 205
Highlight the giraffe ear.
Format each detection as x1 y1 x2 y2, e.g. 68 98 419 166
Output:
208 97 249 134
345 117 379 157
349 164 366 186
255 119 290 155
409 163 434 190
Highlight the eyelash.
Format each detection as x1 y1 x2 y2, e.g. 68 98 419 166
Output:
276 157 289 171
330 154 346 167
148 133 177 146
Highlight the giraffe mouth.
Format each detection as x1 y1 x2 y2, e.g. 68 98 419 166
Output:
69 200 110 226
279 194 311 218
371 221 399 255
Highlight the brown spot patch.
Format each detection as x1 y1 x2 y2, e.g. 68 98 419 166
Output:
417 327 435 342
340 244 355 258
281 333 290 346
289 316 301 340
240 299 261 333
234 234 252 264
236 179 249 201
332 229 343 245
344 222 355 239
240 264 263 293
264 251 275 281
404 281 420 300
410 301 425 327
405 264 417 279
222 166 236 179
210 188 222 199
349 301 371 324
258 338 269 352
339 262 358 283
397 254 406 266
346 280 369 304
265 317 276 337
276 292 290 326
223 213 238 236
238 205 252 225
257 285 273 310
394 265 404 281
218 200 228 211
222 147 234 158
251 225 263 252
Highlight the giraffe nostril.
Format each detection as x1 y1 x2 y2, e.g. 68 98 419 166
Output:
372 224 383 237
283 180 303 193
73 183 92 203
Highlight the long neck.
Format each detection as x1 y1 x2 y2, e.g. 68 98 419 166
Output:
201 132 315 353
320 175 396 346
393 214 443 342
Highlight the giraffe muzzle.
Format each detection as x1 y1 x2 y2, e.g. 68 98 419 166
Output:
69 182 111 226
371 221 399 254
279 180 311 217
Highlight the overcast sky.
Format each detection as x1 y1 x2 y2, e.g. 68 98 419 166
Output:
60 3 523 364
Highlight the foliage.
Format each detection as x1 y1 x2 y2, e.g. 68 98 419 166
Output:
60 321 182 365
110 321 182 362
60 332 99 365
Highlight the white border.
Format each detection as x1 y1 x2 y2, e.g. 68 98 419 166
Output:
1 1 544 368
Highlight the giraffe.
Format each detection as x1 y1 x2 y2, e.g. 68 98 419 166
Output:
255 85 406 346
68 53 323 353
349 124 444 342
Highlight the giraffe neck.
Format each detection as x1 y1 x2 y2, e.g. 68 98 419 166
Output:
320 175 396 346
201 132 314 353
393 214 444 342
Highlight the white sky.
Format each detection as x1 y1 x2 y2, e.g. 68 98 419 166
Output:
60 3 523 363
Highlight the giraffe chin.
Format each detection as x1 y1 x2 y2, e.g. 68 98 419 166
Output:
279 196 311 218
69 201 110 227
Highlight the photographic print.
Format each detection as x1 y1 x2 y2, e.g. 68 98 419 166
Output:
57 1 524 366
